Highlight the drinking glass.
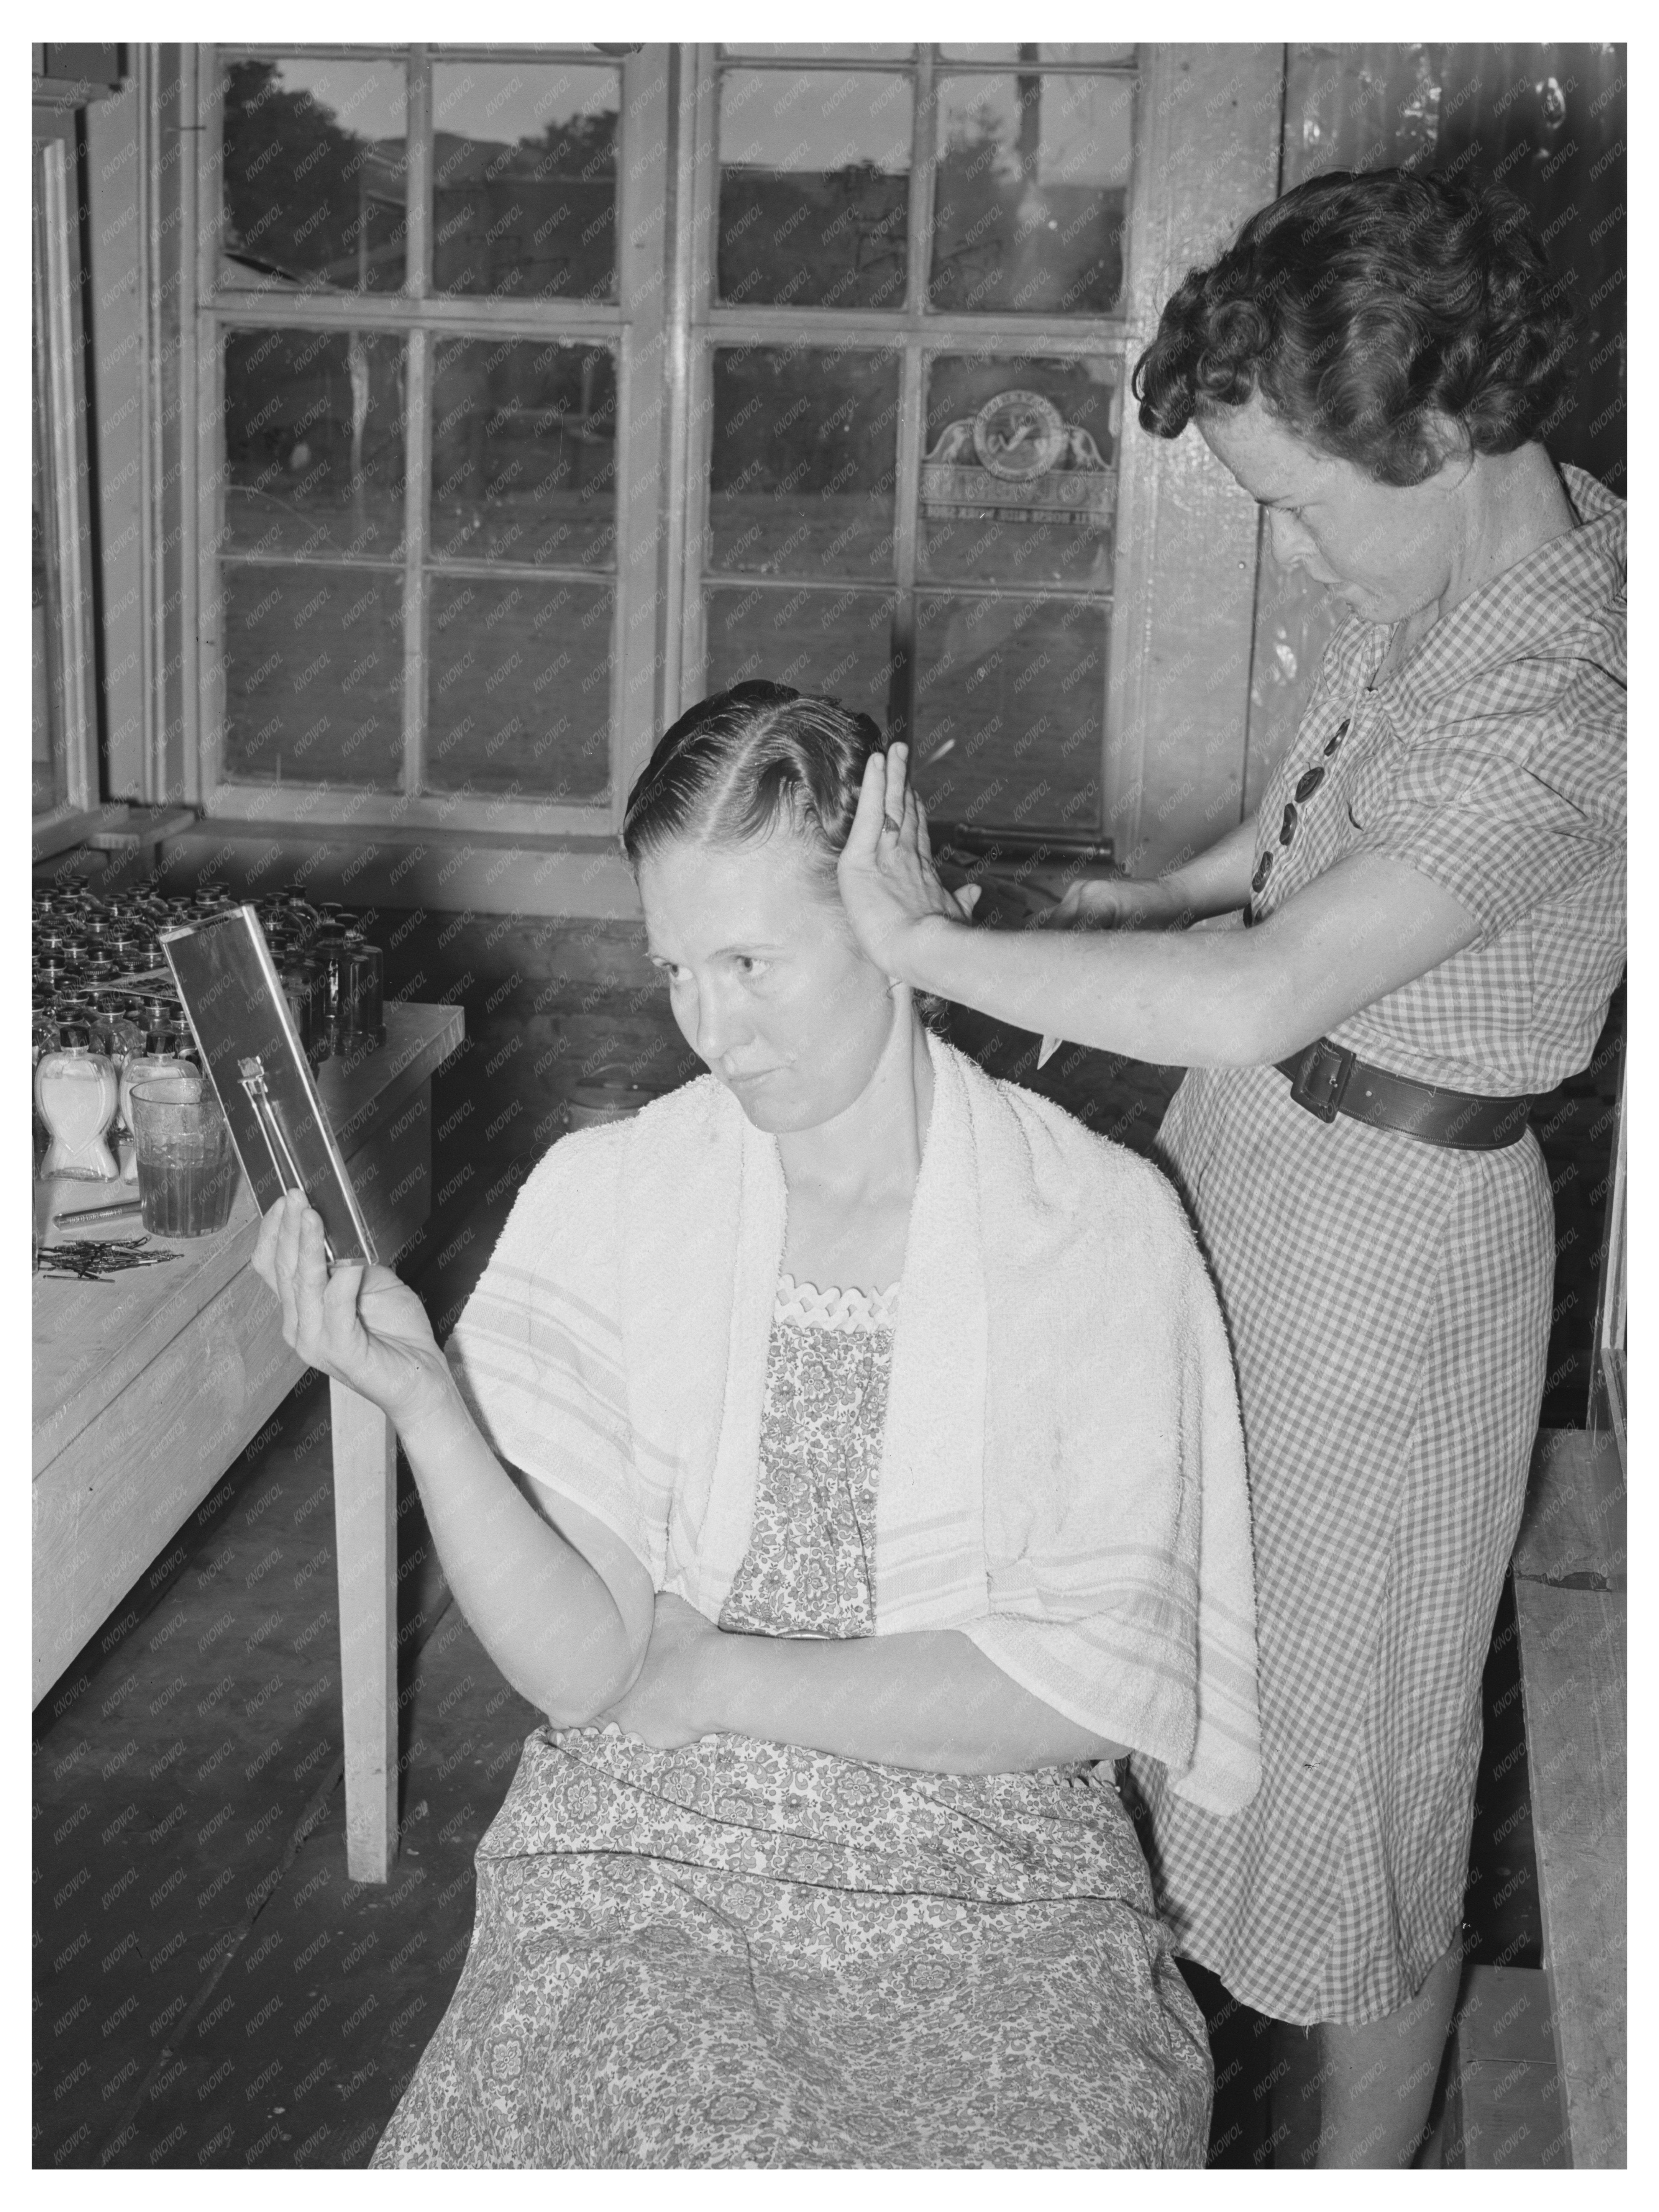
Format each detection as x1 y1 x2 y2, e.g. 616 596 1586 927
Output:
128 1076 241 1237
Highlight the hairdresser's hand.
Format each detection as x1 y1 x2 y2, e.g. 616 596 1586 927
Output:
839 742 980 982
252 1190 450 1428
595 1591 720 1750
1044 875 1179 931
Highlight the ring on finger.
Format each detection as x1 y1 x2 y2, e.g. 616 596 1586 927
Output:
882 813 902 835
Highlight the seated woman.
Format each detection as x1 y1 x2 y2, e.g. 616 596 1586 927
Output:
254 682 1260 2170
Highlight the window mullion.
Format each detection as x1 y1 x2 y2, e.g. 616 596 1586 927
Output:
405 48 430 305
907 45 934 322
401 51 433 802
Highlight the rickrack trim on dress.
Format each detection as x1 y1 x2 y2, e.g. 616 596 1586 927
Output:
773 1271 899 1333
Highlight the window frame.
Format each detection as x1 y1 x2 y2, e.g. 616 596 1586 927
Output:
675 41 1158 844
191 41 672 840
32 112 101 826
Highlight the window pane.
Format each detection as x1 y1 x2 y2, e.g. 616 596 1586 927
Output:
930 74 1132 314
222 328 407 562
717 70 911 308
709 347 899 579
426 576 610 802
431 63 618 302
912 594 1105 832
218 57 407 293
430 340 617 569
704 584 898 725
921 355 1118 587
220 565 404 789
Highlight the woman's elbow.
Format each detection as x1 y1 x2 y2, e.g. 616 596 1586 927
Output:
533 1623 647 1732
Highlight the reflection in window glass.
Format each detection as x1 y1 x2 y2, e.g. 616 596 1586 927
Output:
930 73 1132 313
709 347 899 579
431 63 618 301
426 576 611 800
430 340 616 568
717 71 911 308
222 329 407 562
219 56 407 292
912 594 1105 832
704 585 898 725
221 565 405 789
920 354 1118 587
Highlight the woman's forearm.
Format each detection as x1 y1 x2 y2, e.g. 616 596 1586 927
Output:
1159 811 1259 920
396 1373 645 1725
902 905 1275 1064
696 1626 1125 1774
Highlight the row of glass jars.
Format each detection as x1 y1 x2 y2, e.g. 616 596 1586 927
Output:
33 886 387 1066
33 887 386 1181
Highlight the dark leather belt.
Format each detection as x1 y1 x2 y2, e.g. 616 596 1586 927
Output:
1275 1037 1532 1150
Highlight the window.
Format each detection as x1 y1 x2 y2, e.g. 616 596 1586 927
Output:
196 46 670 838
184 45 1266 873
681 43 1139 846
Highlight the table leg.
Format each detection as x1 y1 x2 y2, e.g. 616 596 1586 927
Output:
330 1379 397 1883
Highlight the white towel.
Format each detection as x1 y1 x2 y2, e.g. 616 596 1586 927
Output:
448 1032 1260 1814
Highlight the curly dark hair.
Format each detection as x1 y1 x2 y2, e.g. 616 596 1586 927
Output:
1133 167 1579 486
622 681 886 881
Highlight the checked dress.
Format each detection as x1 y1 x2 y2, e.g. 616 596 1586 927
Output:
1130 465 1625 2025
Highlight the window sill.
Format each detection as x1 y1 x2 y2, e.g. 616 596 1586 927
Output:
152 818 641 920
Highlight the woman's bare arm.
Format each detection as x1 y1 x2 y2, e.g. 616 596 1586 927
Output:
1056 810 1259 930
255 1192 653 1726
398 1373 654 1725
699 1626 1126 1773
605 1596 1126 1773
840 745 1482 1066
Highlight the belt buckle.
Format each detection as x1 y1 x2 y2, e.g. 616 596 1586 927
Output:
1288 1038 1357 1122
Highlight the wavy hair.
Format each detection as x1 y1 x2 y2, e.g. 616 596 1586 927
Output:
1133 167 1579 485
621 682 886 884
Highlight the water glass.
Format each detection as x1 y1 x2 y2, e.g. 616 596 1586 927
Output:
128 1076 241 1237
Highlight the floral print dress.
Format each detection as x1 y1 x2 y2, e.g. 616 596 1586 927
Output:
371 1275 1211 2169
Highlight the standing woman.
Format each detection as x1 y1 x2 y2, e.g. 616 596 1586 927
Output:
837 167 1625 2168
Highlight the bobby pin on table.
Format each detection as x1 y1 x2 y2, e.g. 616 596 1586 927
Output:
33 1002 464 1882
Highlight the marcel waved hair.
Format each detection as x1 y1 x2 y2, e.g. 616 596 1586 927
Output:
622 681 886 879
1133 166 1579 486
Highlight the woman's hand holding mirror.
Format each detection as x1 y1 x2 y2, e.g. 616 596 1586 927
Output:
253 1189 451 1427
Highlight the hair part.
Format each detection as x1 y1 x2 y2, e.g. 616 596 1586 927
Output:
621 682 886 885
1132 167 1580 487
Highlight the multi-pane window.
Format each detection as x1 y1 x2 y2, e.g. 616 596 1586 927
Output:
200 47 664 834
193 45 1139 844
686 43 1138 842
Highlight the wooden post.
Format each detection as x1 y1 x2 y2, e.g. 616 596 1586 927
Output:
330 1377 397 1882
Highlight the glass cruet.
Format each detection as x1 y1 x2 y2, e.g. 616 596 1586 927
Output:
34 1020 120 1182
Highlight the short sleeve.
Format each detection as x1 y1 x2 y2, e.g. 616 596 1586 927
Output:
445 1129 662 1587
1347 699 1624 943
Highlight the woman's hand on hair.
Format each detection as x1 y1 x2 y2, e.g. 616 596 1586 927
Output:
838 742 980 980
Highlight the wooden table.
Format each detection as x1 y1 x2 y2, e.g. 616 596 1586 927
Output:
33 1002 464 1882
